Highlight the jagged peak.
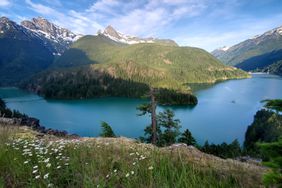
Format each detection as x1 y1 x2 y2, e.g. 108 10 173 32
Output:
21 17 82 42
102 25 121 39
100 25 177 46
0 16 11 22
104 25 116 32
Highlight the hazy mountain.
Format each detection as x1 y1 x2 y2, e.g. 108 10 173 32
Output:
212 25 282 69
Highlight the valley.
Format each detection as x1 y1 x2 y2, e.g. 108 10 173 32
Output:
2 73 281 144
1 1 282 187
0 16 249 105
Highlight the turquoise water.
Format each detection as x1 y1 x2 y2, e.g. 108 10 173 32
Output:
1 74 282 145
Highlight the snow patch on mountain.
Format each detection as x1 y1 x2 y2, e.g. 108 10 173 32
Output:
21 17 82 43
220 46 230 51
100 25 176 46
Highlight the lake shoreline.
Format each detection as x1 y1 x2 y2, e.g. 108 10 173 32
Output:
1 73 281 145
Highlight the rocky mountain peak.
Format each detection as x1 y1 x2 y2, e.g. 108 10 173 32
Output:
21 17 81 42
0 16 17 30
0 16 11 23
100 25 178 46
103 25 121 39
0 16 30 37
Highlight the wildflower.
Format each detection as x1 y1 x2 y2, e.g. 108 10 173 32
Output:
47 183 53 187
148 166 154 170
57 165 61 169
33 165 38 169
106 174 110 178
32 170 38 174
24 161 29 164
64 163 69 166
23 149 31 152
129 153 134 156
44 158 50 163
35 175 40 179
46 163 51 168
114 169 117 173
43 173 49 179
131 171 134 175
125 173 130 177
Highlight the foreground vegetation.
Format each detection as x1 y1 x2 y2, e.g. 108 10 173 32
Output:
0 125 264 188
2 97 282 187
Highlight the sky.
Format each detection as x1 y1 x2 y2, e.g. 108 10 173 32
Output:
0 0 282 51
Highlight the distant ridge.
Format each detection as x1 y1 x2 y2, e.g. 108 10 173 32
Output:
211 25 282 68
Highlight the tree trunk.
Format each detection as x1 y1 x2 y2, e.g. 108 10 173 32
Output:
150 88 157 145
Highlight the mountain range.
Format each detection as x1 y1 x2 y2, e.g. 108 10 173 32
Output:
0 16 249 104
0 16 82 85
23 23 248 104
212 25 282 75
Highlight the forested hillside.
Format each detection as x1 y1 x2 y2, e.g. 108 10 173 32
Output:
24 34 248 104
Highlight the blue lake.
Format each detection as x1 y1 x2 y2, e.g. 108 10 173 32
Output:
1 74 282 145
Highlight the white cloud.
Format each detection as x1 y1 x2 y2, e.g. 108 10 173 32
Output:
24 0 103 35
81 0 210 36
0 0 11 7
175 13 282 51
43 0 62 7
22 0 282 51
25 0 58 15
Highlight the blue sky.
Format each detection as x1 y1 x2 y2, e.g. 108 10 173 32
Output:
0 0 282 51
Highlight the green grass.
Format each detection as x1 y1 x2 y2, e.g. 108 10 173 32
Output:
0 125 263 188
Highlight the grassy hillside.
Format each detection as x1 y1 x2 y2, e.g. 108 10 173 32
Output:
0 124 265 188
25 35 248 104
55 35 248 88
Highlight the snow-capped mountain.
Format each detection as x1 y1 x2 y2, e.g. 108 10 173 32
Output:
99 25 178 46
211 46 230 57
0 17 54 85
211 25 282 66
21 17 82 54
0 16 38 40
